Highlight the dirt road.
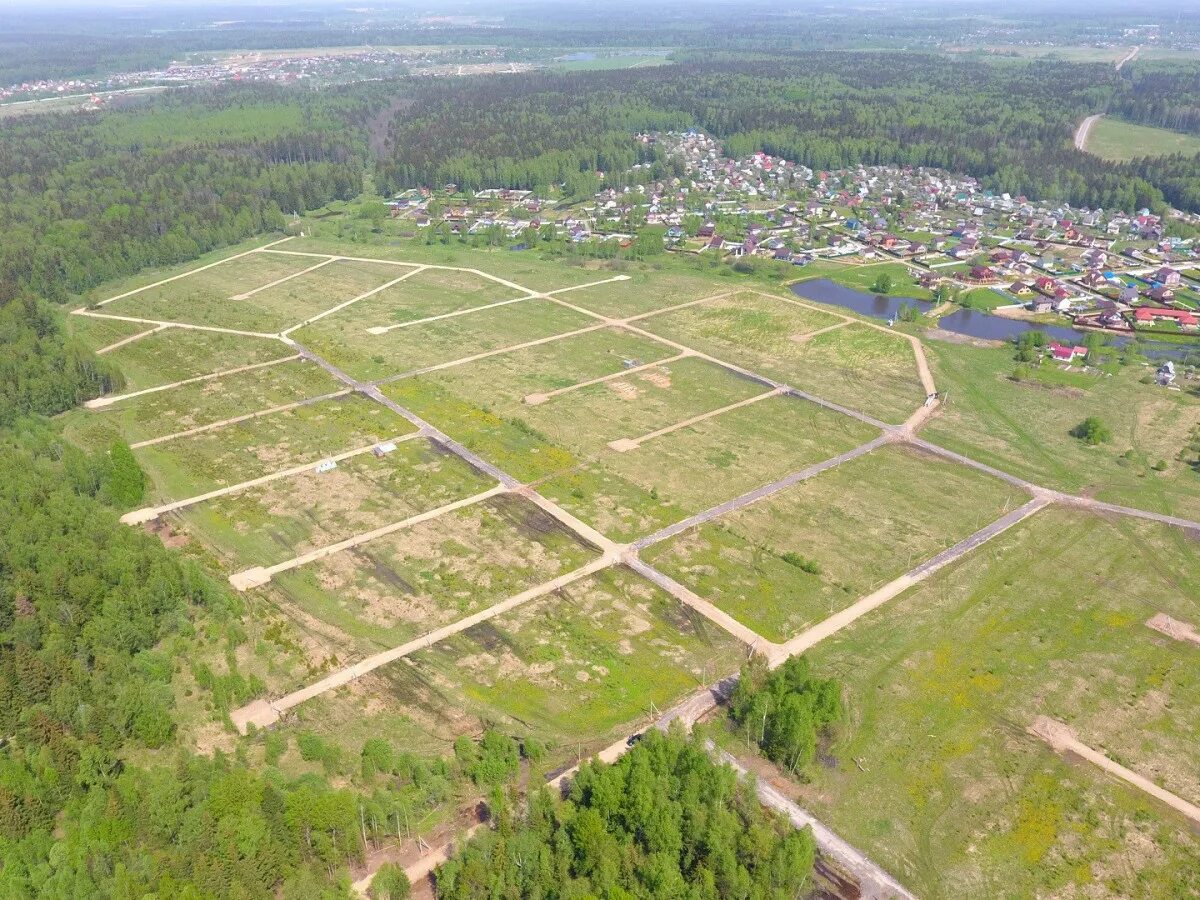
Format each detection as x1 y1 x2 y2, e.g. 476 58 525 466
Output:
1075 114 1102 151
1115 46 1140 71
1030 717 1200 826
712 744 916 899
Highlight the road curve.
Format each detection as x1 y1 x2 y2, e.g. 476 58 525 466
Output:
1075 114 1102 152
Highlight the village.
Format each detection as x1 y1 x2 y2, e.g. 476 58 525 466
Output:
382 130 1200 356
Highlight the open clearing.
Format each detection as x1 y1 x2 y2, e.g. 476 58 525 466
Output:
134 394 414 499
1084 116 1200 162
407 567 744 746
71 236 1200 895
268 494 597 658
799 508 1200 898
922 340 1200 521
644 445 1026 641
176 436 496 569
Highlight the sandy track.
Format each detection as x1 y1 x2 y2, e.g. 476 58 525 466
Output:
94 236 294 307
712 744 915 899
228 485 506 590
232 555 614 732
1030 716 1200 825
231 257 337 301
129 388 351 448
1075 114 1102 151
95 323 170 355
72 308 280 340
121 431 422 525
632 433 892 550
772 496 1050 662
86 354 301 408
608 387 785 452
525 352 690 405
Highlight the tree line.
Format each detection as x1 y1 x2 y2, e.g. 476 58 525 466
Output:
374 53 1200 214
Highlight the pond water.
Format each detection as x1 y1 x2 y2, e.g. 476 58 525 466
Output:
791 278 1197 363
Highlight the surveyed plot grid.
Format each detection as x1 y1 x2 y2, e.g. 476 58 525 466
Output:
76 237 1200 764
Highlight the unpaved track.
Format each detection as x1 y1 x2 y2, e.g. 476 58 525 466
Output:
231 257 337 301
525 352 690 405
1115 46 1139 71
608 387 785 452
772 496 1050 662
367 292 537 334
95 323 169 355
1030 716 1200 825
712 744 916 900
624 555 778 654
631 433 893 550
72 307 280 340
122 431 422 525
234 555 614 731
1075 114 1102 151
86 354 301 408
129 388 351 448
228 485 506 589
281 266 425 336
93 236 294 307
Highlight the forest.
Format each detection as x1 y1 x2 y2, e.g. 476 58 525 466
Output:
377 53 1200 213
435 729 816 899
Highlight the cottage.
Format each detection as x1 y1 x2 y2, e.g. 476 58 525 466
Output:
1047 342 1088 362
1153 266 1182 286
1134 306 1198 327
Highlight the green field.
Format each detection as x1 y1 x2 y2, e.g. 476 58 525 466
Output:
135 394 414 499
177 437 495 569
407 567 742 746
267 495 597 657
801 508 1200 897
62 234 1200 897
645 445 1025 640
923 340 1200 521
1085 117 1200 162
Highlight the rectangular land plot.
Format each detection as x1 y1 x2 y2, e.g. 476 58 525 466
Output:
102 251 326 331
539 392 881 543
72 357 342 446
98 327 288 391
797 509 1200 898
635 289 845 348
554 270 736 319
176 437 497 569
404 566 745 745
134 393 415 499
267 493 599 656
643 444 1025 640
382 329 678 482
270 239 610 293
294 297 599 383
68 314 154 352
334 267 527 329
922 341 1200 522
514 355 771 457
642 298 926 424
231 258 411 330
